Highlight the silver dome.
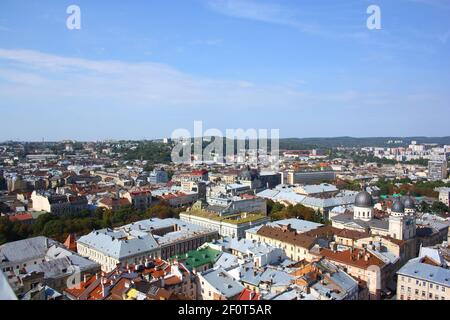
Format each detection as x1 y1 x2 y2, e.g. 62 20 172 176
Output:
403 197 415 209
392 199 405 213
355 191 373 208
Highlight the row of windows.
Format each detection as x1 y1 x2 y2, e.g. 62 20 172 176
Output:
400 276 447 292
2 260 41 272
400 285 447 297
400 294 445 300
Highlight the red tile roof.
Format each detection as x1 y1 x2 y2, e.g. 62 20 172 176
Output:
64 234 78 252
129 189 152 196
318 248 385 270
238 288 261 301
192 169 208 176
8 213 33 222
159 192 188 200
257 225 316 249
99 197 130 207
335 228 370 240
240 194 257 199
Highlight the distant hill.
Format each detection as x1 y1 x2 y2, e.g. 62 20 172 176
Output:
278 137 450 149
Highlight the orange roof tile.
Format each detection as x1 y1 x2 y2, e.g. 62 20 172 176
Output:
319 248 385 270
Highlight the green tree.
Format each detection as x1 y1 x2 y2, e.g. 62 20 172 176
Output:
266 200 285 215
42 220 65 241
143 163 155 172
0 217 13 244
431 202 449 215
146 202 176 219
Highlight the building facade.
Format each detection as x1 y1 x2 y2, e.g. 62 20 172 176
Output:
397 257 450 300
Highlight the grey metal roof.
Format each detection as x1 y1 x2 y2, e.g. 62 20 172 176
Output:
256 189 306 204
0 270 17 300
328 268 358 293
227 238 278 257
419 247 446 267
271 218 323 233
397 260 450 287
239 262 295 288
78 218 213 258
201 268 244 298
259 267 295 286
213 252 239 270
268 288 317 300
77 230 159 260
331 213 354 223
25 255 98 279
257 188 356 209
0 236 57 264
366 219 389 230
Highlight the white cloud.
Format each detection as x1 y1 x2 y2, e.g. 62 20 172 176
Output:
1 48 438 115
205 0 380 40
0 48 314 108
404 0 450 9
207 0 299 26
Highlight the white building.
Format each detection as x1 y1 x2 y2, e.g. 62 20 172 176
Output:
437 187 450 207
77 218 218 271
331 191 416 241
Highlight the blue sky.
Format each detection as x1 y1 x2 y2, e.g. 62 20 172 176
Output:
0 0 449 141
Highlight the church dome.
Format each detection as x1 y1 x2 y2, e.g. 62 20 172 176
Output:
392 199 405 213
355 191 373 208
403 197 416 209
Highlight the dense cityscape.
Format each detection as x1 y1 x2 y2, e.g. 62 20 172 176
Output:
1 1 450 311
0 138 449 301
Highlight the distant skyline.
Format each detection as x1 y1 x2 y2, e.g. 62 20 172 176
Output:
0 0 449 141
3 135 450 144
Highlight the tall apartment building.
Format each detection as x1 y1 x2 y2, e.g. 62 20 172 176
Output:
428 159 448 181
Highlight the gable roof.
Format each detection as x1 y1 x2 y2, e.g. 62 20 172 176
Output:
257 225 316 249
318 248 386 270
